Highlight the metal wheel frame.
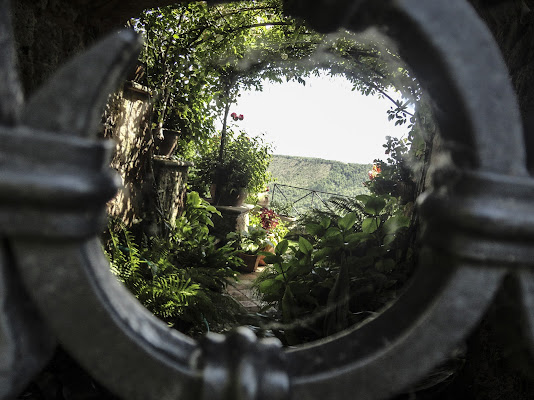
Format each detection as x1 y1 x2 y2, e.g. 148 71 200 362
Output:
1 0 532 399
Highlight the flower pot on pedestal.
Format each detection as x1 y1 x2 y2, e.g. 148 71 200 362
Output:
155 129 180 157
211 183 248 206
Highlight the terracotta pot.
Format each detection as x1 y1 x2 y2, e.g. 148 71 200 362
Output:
238 253 260 273
258 245 274 266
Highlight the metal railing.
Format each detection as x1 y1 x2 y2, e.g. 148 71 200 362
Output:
270 183 350 216
2 1 534 399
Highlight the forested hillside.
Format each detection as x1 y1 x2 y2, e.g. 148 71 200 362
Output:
267 155 371 213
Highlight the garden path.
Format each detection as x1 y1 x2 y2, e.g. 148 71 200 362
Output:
226 266 265 313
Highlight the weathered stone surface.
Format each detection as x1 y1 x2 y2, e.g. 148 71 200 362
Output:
468 0 534 171
13 0 103 95
104 83 154 226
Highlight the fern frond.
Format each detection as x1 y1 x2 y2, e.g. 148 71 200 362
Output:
328 196 366 217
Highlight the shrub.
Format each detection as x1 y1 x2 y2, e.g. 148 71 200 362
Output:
105 192 246 336
191 131 273 197
253 194 414 344
249 207 290 247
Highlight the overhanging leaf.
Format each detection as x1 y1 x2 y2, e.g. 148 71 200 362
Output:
263 254 283 265
345 232 371 244
320 216 331 229
275 239 289 255
306 223 323 236
298 236 313 254
338 212 358 231
313 247 333 262
364 196 386 215
383 215 410 234
362 217 379 234
324 227 342 240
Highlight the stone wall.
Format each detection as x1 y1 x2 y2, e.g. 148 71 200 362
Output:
13 0 103 96
103 82 155 227
11 1 193 235
153 157 193 233
12 0 184 98
102 82 192 234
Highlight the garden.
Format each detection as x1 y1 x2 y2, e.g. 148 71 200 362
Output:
12 0 534 398
100 0 431 346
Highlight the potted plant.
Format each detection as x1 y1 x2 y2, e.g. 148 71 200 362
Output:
194 131 272 206
227 226 273 273
154 128 181 157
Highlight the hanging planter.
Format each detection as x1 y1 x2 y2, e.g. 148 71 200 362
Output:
195 130 272 207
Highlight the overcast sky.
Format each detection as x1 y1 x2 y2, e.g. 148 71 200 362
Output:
221 74 412 165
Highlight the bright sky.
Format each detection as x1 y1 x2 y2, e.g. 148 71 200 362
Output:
222 74 412 165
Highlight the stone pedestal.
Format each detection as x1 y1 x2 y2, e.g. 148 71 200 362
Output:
210 204 254 241
153 156 193 233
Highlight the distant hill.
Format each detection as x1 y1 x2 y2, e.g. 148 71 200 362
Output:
267 155 372 214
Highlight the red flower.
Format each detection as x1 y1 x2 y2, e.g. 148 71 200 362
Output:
239 114 244 120
368 164 381 180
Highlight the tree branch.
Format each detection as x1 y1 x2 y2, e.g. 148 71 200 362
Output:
228 21 292 32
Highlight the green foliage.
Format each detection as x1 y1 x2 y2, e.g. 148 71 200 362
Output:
105 192 245 336
125 0 430 344
106 223 202 325
253 194 414 344
366 96 438 205
227 225 273 255
133 3 219 143
249 207 290 246
132 0 421 162
190 131 273 196
132 1 320 154
365 135 417 202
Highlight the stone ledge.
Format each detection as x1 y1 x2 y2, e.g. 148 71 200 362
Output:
153 156 194 169
123 80 152 96
213 204 254 214
209 204 254 239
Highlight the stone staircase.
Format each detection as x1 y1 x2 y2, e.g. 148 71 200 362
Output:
226 267 266 313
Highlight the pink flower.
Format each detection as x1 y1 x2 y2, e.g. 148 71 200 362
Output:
230 112 244 121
